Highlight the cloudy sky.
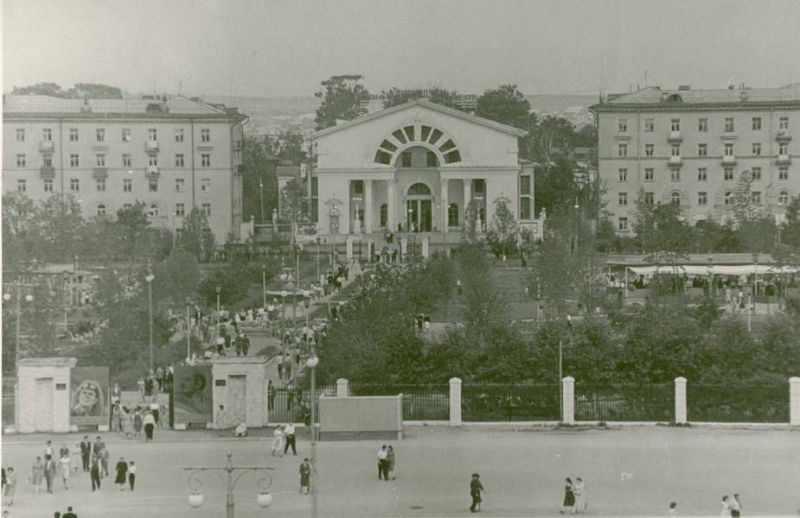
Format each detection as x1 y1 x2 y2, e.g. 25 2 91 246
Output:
4 0 800 98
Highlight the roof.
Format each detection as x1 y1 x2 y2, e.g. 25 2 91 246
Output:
312 99 528 139
18 357 77 367
592 84 800 111
3 94 244 119
605 253 775 266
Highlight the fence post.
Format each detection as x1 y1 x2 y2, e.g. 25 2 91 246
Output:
562 377 575 424
674 377 687 424
336 378 349 398
449 377 462 427
790 377 800 427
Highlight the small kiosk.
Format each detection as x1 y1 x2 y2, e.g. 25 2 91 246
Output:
210 357 269 429
16 357 77 433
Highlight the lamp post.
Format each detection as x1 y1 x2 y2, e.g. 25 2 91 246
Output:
316 237 322 285
306 352 319 518
185 452 274 518
186 298 192 363
262 266 267 310
259 179 265 224
145 273 155 372
3 283 35 372
215 285 222 336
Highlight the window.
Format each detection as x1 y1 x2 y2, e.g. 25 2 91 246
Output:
175 203 185 217
353 180 364 194
43 128 52 141
148 128 157 141
698 144 707 156
618 119 627 132
698 168 707 181
201 178 211 192
644 168 654 181
618 217 628 231
123 179 132 192
175 128 184 142
644 192 654 205
15 128 25 142
724 143 734 156
698 192 707 206
426 152 438 167
148 154 158 167
644 119 654 132
618 168 628 182
400 152 412 167
175 153 185 167
201 154 211 167
43 155 53 167
70 179 80 192
96 128 105 142
698 118 708 132
724 167 734 181
446 203 459 226
751 167 761 180
44 179 53 192
779 190 790 205
520 175 531 195
202 203 211 216
724 191 733 205
69 128 79 141
519 197 531 220
752 191 762 205
123 154 132 167
201 129 210 142
671 169 681 182
778 143 788 155
17 179 26 192
96 178 106 192
618 192 628 206
752 143 761 156
645 144 654 157
149 178 158 192
752 117 761 130
97 204 106 216
671 119 680 131
175 178 185 192
16 154 26 167
95 153 106 167
724 118 735 132
379 204 388 227
122 128 131 142
779 117 789 130
618 143 627 157
70 154 79 167
149 204 160 218
670 192 681 205
779 167 789 180
671 145 680 157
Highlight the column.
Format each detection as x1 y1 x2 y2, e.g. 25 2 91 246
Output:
364 179 373 234
674 376 687 424
387 179 397 232
440 178 449 234
463 178 472 209
336 378 349 398
561 376 575 424
790 377 800 426
449 377 462 426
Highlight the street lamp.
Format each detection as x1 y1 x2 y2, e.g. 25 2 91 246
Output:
215 285 222 337
259 178 265 224
185 452 274 518
185 298 192 363
3 285 34 372
262 265 267 310
145 274 155 372
306 352 320 518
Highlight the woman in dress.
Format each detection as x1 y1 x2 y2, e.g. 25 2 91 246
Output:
272 425 284 457
386 445 396 480
71 443 82 476
59 452 71 489
720 495 731 517
31 457 44 494
133 408 143 438
573 477 586 512
114 457 128 490
561 477 575 514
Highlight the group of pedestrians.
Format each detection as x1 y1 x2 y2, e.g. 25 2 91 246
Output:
376 445 396 481
271 423 298 456
720 493 744 517
561 476 587 514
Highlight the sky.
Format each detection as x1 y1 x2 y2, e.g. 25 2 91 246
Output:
4 0 800 99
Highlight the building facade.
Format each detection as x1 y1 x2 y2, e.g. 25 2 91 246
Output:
2 95 247 243
591 85 800 233
310 100 537 242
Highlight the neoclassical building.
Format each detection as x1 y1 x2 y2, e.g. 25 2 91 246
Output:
310 100 537 242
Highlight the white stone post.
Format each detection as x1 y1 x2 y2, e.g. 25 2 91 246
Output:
336 378 349 398
449 377 462 427
440 178 449 234
790 377 800 426
422 236 430 258
364 180 373 234
387 180 396 232
674 377 687 424
345 237 353 261
562 376 575 424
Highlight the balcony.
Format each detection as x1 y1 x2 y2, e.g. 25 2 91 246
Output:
145 140 160 152
668 130 683 142
722 155 737 165
146 165 160 177
668 156 682 166
39 141 54 153
92 167 108 179
777 154 791 165
776 130 792 142
40 166 55 179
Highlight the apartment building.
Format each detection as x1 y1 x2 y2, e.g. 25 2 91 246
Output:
591 84 800 233
2 94 247 243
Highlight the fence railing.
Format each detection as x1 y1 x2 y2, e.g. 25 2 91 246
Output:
575 383 673 422
687 384 790 423
462 383 560 421
269 384 335 425
349 383 450 421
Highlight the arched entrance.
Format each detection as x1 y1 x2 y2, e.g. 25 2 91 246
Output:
406 182 433 232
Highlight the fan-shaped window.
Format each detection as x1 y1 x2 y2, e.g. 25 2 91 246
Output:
444 150 461 164
670 191 681 205
439 139 456 153
392 129 407 144
408 183 431 196
778 190 789 205
665 94 683 103
724 191 733 205
428 128 443 144
421 126 432 141
374 126 460 165
375 150 392 165
403 126 415 141
380 139 397 152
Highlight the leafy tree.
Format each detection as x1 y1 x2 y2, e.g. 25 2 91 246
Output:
780 195 800 249
151 249 201 307
533 156 580 218
531 115 576 163
280 178 310 222
2 193 43 270
68 83 122 99
314 75 371 130
455 244 507 341
38 194 86 264
486 200 518 258
12 82 67 97
241 135 279 224
114 202 158 261
382 87 459 109
275 131 307 164
180 208 216 260
476 84 531 129
633 195 692 256
732 170 762 225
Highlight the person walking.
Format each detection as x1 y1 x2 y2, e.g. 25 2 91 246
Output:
573 477 586 512
70 442 81 476
80 436 91 473
271 425 284 457
720 495 732 517
31 457 44 495
469 473 484 513
100 448 110 479
114 458 128 491
90 459 101 492
3 468 16 506
59 451 71 489
668 501 678 517
561 477 576 514
299 458 311 494
267 381 276 412
127 461 136 491
143 411 156 441
62 506 77 518
730 493 742 517
377 445 388 481
283 422 297 455
44 456 57 494
149 401 160 429
133 409 143 438
44 440 54 461
387 445 396 480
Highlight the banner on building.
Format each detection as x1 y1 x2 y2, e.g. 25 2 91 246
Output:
173 365 213 425
70 367 109 426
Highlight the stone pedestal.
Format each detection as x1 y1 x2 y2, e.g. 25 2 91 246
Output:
337 378 349 398
422 236 430 258
210 357 269 428
449 377 462 426
674 377 687 424
346 237 354 261
561 376 575 424
790 377 800 426
17 357 77 433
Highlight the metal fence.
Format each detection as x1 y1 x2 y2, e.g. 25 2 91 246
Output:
461 383 560 421
687 384 789 423
269 384 335 425
349 384 450 421
575 383 673 422
2 378 16 428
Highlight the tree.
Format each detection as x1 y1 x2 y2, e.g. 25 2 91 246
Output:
12 82 67 97
486 200 518 258
531 116 577 163
314 75 371 130
633 195 692 256
180 208 216 261
151 249 201 306
280 178 309 222
240 135 279 224
114 202 154 260
476 84 531 129
382 87 459 109
2 193 43 270
37 194 87 264
533 156 580 218
732 170 762 226
275 131 307 164
68 83 122 99
780 195 800 249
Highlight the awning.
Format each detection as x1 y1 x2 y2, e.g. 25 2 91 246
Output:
627 264 798 277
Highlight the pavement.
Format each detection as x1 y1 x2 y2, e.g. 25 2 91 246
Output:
2 426 799 517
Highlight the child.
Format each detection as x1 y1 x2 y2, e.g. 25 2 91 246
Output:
4 467 16 505
127 461 137 491
299 458 311 494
